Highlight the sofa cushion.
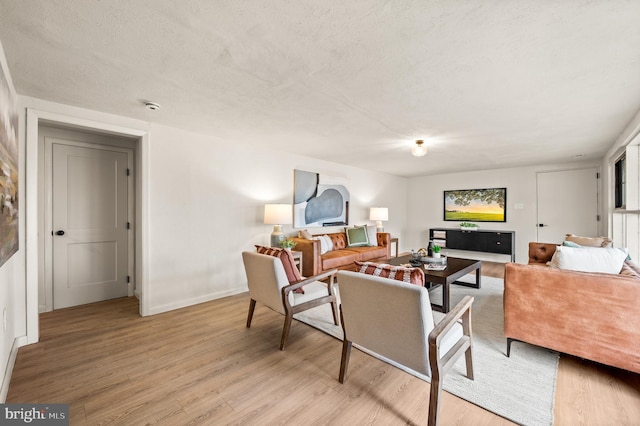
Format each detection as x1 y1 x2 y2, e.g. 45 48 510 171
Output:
564 234 612 248
329 233 348 250
549 245 628 274
322 250 360 270
354 261 425 287
345 245 388 261
255 245 304 292
345 226 370 247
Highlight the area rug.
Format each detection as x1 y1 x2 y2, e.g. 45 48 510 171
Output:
294 275 559 426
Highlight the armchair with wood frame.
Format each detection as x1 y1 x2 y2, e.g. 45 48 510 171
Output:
242 251 339 350
337 270 474 426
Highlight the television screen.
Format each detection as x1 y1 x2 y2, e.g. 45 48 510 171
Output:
444 188 506 222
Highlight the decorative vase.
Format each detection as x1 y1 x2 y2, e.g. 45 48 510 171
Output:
433 252 441 258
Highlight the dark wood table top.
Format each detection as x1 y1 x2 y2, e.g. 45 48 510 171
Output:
387 254 482 312
387 254 481 284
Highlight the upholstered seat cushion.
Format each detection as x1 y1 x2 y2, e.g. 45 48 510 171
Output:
288 281 332 306
322 250 360 270
345 245 388 260
432 311 466 357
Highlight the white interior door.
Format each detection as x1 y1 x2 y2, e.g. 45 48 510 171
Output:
536 168 599 244
52 143 129 309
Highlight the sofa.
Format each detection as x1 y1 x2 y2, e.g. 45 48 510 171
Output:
504 242 640 374
290 231 391 277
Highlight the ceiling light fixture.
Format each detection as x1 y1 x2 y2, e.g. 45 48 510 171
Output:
144 101 161 111
412 139 427 157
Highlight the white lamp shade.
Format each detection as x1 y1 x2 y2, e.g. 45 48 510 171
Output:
264 204 292 225
369 207 388 221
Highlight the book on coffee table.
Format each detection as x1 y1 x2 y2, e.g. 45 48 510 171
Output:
424 262 447 271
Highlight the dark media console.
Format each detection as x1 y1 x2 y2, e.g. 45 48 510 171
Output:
429 228 515 261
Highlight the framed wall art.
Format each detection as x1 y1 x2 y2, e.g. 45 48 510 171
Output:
293 169 349 228
0 62 19 267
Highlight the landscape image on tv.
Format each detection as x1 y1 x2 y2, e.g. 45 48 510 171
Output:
444 188 506 222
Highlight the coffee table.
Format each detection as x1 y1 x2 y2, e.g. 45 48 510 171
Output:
388 254 481 313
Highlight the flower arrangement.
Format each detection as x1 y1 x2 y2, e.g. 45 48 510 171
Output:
281 239 297 249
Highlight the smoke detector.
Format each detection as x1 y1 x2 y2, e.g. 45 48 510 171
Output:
143 101 161 111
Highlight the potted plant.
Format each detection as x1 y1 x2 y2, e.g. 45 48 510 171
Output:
432 244 442 258
460 222 479 230
281 239 296 251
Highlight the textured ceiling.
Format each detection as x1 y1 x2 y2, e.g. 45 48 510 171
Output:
1 0 639 177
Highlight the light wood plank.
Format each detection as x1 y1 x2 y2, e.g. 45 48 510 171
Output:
7 263 639 425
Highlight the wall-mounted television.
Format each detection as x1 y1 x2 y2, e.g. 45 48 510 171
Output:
444 188 507 222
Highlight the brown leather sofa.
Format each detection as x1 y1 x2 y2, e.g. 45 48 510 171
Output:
504 242 640 374
290 232 390 277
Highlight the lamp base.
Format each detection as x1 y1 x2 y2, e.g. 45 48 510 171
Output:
376 221 384 233
271 225 285 247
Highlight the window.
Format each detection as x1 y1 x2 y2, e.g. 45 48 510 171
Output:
614 154 626 209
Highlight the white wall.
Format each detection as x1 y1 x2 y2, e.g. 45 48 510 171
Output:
16 96 407 320
406 161 601 264
144 123 407 313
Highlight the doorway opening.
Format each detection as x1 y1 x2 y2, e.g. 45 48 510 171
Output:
40 125 137 311
26 109 149 344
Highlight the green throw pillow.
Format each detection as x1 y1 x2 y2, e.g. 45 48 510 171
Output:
346 226 369 247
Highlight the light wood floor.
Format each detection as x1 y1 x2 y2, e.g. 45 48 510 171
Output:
7 262 640 425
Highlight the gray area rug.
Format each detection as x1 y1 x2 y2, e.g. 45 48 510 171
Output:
295 274 558 426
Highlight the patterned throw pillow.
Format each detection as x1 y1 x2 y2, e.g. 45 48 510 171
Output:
354 261 425 287
255 245 304 292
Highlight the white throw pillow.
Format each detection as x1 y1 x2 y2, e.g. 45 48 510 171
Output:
312 235 334 254
549 245 628 274
359 224 378 247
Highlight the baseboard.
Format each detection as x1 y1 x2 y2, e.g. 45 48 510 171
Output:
1 335 27 403
147 288 245 316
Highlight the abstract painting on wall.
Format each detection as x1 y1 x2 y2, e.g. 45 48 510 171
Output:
0 63 19 267
294 169 350 228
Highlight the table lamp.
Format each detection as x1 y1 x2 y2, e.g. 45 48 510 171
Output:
264 204 292 247
369 207 388 232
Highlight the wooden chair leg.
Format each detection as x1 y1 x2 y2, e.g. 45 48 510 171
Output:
246 299 256 328
339 339 352 384
330 299 340 326
465 345 474 380
428 371 443 426
280 312 294 350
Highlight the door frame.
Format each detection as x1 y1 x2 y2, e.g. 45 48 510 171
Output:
26 109 150 344
44 136 135 312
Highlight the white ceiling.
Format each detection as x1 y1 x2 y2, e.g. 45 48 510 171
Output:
1 0 639 177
